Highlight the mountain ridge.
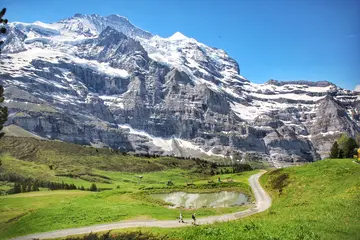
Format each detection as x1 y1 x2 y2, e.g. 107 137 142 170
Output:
1 13 359 167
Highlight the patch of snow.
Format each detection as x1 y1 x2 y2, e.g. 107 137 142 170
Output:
168 32 188 41
355 85 360 92
118 124 174 151
251 92 326 101
118 124 224 157
230 99 295 121
71 58 129 78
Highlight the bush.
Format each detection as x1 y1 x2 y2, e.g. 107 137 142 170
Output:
330 141 339 158
90 183 97 192
334 134 358 158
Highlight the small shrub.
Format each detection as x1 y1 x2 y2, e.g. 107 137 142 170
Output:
89 183 97 192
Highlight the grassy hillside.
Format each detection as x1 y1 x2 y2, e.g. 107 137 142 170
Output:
0 136 228 189
0 136 213 173
103 159 360 240
0 171 256 239
0 136 258 239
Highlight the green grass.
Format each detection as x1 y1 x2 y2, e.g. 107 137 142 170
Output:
0 175 252 239
0 136 224 190
0 137 257 239
0 136 206 173
105 159 360 240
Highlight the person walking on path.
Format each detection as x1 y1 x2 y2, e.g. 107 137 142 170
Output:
192 213 196 225
179 211 185 223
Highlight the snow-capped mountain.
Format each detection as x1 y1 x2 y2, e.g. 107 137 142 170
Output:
355 85 360 92
1 14 359 167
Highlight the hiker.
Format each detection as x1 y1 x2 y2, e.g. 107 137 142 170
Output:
179 211 184 223
192 213 196 225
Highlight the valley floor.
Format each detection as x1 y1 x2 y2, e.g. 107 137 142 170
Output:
0 137 260 239
1 137 359 240
10 171 270 240
127 159 359 240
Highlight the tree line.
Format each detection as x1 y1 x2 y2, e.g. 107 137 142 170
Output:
0 7 8 142
330 134 359 159
0 173 99 194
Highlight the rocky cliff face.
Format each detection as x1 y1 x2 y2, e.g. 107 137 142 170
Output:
1 14 359 167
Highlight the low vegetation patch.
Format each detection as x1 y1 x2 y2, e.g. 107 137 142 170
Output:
65 231 166 240
110 159 360 240
0 137 257 239
267 170 289 195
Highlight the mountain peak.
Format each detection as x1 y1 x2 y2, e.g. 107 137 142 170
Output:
55 13 153 39
107 14 130 22
168 31 188 41
73 13 84 18
98 26 127 41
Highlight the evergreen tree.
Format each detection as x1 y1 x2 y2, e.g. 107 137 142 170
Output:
80 185 85 191
21 183 26 193
338 149 344 159
336 134 358 158
90 183 97 192
330 141 339 158
32 183 39 191
26 184 31 192
0 86 7 139
343 137 358 158
14 182 21 194
337 134 349 151
0 8 8 138
356 134 360 147
0 8 8 49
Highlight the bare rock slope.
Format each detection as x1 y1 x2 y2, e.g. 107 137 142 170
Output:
1 14 359 167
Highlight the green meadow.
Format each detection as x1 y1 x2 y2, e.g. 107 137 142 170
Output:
0 137 257 239
112 159 358 240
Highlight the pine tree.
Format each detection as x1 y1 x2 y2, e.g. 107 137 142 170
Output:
356 134 360 147
0 8 7 47
14 182 21 194
21 183 26 193
0 8 8 138
337 134 349 151
90 183 97 192
343 137 358 158
32 183 39 191
0 86 7 139
330 141 339 158
338 149 344 159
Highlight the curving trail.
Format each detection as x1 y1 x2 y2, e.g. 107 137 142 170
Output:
12 171 271 240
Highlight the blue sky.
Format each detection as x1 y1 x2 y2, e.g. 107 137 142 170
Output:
3 0 359 90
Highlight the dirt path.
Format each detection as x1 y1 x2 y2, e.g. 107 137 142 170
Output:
12 171 271 240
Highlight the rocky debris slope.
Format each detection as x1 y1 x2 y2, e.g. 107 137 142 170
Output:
0 14 359 167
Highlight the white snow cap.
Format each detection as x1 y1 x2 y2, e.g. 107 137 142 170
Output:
168 31 188 41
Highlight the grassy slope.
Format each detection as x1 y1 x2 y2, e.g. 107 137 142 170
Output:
0 136 224 189
0 171 256 239
0 136 209 173
0 137 258 239
113 159 359 240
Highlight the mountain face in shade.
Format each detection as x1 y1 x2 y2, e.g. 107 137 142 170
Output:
1 14 359 167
